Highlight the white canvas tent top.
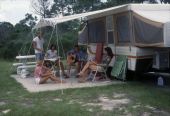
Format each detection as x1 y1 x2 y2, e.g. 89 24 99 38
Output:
33 4 127 29
33 4 170 29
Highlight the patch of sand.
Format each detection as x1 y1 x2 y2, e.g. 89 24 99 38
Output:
142 112 152 116
145 105 156 110
112 93 126 98
2 109 11 114
53 98 63 102
68 100 83 105
82 96 130 111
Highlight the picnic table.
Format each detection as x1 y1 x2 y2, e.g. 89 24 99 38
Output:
15 55 36 78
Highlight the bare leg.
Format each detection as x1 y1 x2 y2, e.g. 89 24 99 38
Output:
78 69 89 83
79 61 96 75
89 65 97 71
81 69 89 79
50 75 66 83
39 76 50 84
39 70 54 84
80 61 90 73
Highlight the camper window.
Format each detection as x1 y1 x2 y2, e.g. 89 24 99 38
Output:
88 19 106 43
107 31 114 44
116 13 131 43
133 15 163 45
106 15 114 44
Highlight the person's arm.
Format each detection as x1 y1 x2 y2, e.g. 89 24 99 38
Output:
54 50 58 58
40 66 53 76
45 50 50 59
108 56 112 64
91 60 97 65
40 71 52 77
87 46 95 55
32 41 43 52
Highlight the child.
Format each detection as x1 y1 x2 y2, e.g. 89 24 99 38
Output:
34 60 65 84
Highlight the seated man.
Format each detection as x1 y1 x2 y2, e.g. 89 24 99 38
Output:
34 60 66 84
67 45 86 76
45 44 69 78
77 47 114 82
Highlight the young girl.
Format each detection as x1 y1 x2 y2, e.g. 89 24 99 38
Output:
34 60 65 84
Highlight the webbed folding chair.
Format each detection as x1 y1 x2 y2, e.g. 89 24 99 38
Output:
88 43 109 81
111 55 127 81
91 63 109 82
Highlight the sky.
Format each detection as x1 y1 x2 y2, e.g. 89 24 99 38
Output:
0 0 32 25
0 0 107 25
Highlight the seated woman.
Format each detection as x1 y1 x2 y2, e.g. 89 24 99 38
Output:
45 44 69 78
34 60 66 84
77 47 114 82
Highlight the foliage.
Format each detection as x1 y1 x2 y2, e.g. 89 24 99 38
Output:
31 0 51 18
0 22 14 42
19 13 38 28
160 0 170 3
0 16 35 59
50 0 74 16
72 0 103 13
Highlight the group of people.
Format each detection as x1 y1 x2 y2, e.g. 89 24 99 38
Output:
32 31 115 84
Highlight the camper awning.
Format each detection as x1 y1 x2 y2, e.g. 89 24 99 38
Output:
33 4 170 29
33 4 128 29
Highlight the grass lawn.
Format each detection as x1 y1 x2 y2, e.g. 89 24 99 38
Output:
0 60 170 116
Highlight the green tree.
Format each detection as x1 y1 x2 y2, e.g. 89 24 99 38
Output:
31 0 51 18
49 0 75 17
19 13 38 28
0 22 14 42
72 0 102 13
160 0 170 3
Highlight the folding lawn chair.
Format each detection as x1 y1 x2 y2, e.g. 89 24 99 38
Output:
111 55 127 81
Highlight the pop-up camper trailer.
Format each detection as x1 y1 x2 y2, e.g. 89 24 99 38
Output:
34 4 170 73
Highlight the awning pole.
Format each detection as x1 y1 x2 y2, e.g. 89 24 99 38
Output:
55 24 64 95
